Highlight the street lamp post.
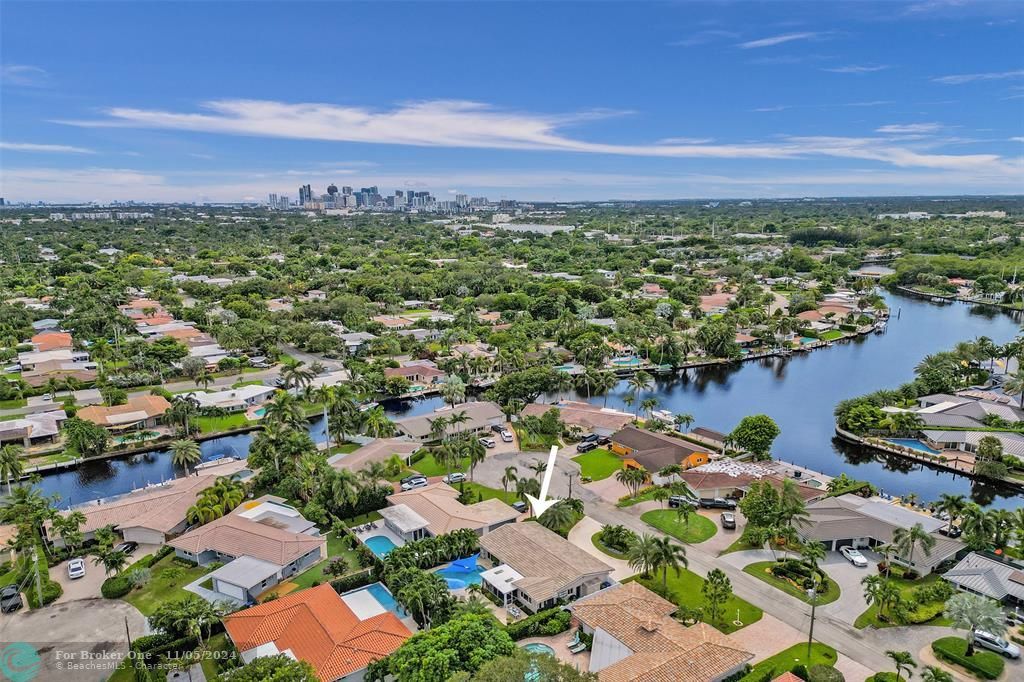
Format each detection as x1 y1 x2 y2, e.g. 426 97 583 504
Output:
806 585 818 660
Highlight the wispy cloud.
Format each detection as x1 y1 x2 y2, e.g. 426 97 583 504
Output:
0 64 50 87
668 29 738 47
752 106 789 112
189 152 215 160
657 136 715 144
737 32 820 49
822 64 890 74
54 98 1015 174
843 100 895 107
932 69 1024 85
876 123 944 134
0 141 94 154
1011 137 1024 143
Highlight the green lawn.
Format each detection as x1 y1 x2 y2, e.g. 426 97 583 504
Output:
514 426 561 451
327 442 361 455
340 510 383 526
290 533 362 590
412 452 468 477
572 448 623 481
641 509 718 544
457 481 519 505
121 553 213 616
853 573 952 629
742 561 842 606
616 486 663 507
0 398 27 409
738 643 837 682
591 531 628 560
201 633 234 679
820 330 845 341
630 569 762 634
196 412 251 433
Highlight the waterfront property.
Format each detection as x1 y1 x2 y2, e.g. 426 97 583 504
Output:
521 400 633 437
570 582 753 682
190 384 278 413
327 437 421 471
609 425 713 473
383 481 520 541
478 521 613 613
0 410 66 448
920 429 1024 459
77 394 172 431
943 552 1024 609
169 495 326 602
392 401 505 443
223 583 412 682
677 462 825 502
796 494 965 573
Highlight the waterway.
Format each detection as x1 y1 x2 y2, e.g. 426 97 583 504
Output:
34 292 1023 510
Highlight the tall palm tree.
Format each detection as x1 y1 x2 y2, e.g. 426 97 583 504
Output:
361 406 396 438
262 390 305 430
595 370 619 407
537 501 574 532
892 522 936 570
279 359 315 391
501 465 518 501
673 413 694 433
626 533 660 577
935 493 967 535
170 439 202 474
651 536 687 589
0 444 24 495
944 592 1007 656
885 650 916 682
1002 367 1024 408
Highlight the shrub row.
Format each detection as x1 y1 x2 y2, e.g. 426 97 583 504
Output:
931 636 1005 680
505 607 571 641
330 569 376 595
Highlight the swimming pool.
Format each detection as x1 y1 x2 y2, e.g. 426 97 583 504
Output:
800 337 818 345
885 438 941 455
342 582 407 618
364 535 399 557
521 643 555 656
253 407 267 418
436 554 485 590
611 357 642 367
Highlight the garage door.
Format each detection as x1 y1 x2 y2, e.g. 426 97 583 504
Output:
214 580 246 601
834 538 854 550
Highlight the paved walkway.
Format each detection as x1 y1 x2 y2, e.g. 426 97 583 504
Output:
566 516 633 581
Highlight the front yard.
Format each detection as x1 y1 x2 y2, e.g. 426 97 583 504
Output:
412 451 468 477
571 448 623 480
738 643 838 682
122 553 213 616
853 572 953 629
631 569 763 634
742 560 842 606
641 509 718 544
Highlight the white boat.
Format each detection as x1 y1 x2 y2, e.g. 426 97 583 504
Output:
651 409 674 423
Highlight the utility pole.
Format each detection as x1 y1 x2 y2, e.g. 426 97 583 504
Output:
806 586 818 660
31 548 43 608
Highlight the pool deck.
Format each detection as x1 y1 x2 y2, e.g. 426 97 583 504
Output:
354 524 406 555
519 630 591 671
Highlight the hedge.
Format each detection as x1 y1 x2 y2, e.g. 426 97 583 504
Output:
330 569 376 594
102 574 133 599
25 579 62 608
505 608 572 641
931 636 1004 680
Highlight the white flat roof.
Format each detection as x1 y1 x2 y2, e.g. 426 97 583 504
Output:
379 504 430 534
340 588 388 620
480 563 524 595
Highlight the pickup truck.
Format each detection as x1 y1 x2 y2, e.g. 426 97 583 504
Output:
699 497 737 510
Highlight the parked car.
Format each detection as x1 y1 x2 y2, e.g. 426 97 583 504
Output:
580 433 599 444
720 512 736 529
668 495 695 509
840 546 869 567
443 472 467 484
249 356 270 368
938 525 963 538
479 437 496 448
400 477 429 492
67 558 86 580
973 630 1021 659
500 430 514 443
401 473 426 485
512 501 528 513
0 586 22 614
699 497 737 510
491 424 505 433
114 541 138 556
596 436 612 446
576 441 597 453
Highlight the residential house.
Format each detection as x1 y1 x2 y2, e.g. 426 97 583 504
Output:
690 427 727 451
30 319 61 332
21 359 98 388
522 400 633 437
381 482 519 542
17 347 92 372
383 364 448 386
450 341 496 361
327 437 421 471
478 522 613 613
395 328 441 343
0 410 67 448
609 426 712 473
943 552 1024 608
169 496 326 603
677 463 823 503
920 429 1024 459
191 384 278 412
224 583 412 682
77 395 171 431
338 332 377 355
570 582 753 682
393 401 505 442
30 331 73 352
796 494 965 573
372 315 416 329
640 282 667 298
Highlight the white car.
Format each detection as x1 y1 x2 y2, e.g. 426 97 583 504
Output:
500 430 514 443
974 630 1021 659
443 472 467 484
840 546 868 567
67 558 86 580
400 477 428 491
478 437 496 448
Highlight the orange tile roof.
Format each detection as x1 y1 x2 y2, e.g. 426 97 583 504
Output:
31 331 73 352
224 584 411 681
77 395 171 426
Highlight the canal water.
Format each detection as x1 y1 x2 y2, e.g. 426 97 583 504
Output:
35 293 1023 509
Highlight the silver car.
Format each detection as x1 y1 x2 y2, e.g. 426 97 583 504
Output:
67 558 86 580
840 546 868 567
974 630 1021 659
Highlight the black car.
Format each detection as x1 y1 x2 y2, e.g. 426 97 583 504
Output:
0 585 23 614
668 495 695 509
596 436 612 446
938 525 963 538
491 424 505 433
114 541 139 556
580 434 599 444
576 441 597 453
512 501 528 513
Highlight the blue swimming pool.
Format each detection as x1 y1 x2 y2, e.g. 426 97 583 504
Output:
436 554 486 590
885 438 941 455
343 582 407 617
364 535 398 557
521 643 555 656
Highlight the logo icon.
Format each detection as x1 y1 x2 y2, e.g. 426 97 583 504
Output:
0 642 41 682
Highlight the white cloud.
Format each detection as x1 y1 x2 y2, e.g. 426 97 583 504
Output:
752 106 789 112
932 69 1024 85
0 64 49 87
0 141 94 154
1011 137 1024 142
822 65 890 74
737 32 819 49
875 123 944 134
657 137 715 144
669 30 739 47
53 98 1016 174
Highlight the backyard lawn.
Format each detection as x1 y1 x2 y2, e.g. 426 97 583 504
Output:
326 442 361 456
340 510 383 526
121 553 213 616
819 330 845 341
631 569 762 634
641 509 717 544
572 448 623 480
412 452 468 477
290 532 362 590
458 481 519 505
738 643 838 682
742 561 842 606
853 573 952 629
196 412 251 433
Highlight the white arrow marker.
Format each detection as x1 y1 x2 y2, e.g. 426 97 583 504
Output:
525 445 561 517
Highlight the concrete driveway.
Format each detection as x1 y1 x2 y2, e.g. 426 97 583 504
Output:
817 550 878 625
50 544 162 603
566 516 633 581
0 598 149 682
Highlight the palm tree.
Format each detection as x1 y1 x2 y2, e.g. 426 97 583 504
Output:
892 522 936 570
279 359 315 391
626 533 660 577
595 370 618 407
262 390 306 430
528 458 548 480
935 493 967 535
961 503 997 550
673 413 694 433
93 549 128 576
1003 367 1024 408
640 397 659 421
675 502 693 529
862 574 902 622
885 650 916 682
0 444 24 495
167 394 200 436
651 536 687 589
921 666 953 682
463 437 487 481
615 466 647 498
801 540 826 571
361 406 396 438
537 501 574 532
439 375 466 407
515 476 541 504
501 465 518 501
170 439 202 474
944 592 1007 656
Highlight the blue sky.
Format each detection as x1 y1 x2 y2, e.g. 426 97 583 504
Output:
1 0 1022 203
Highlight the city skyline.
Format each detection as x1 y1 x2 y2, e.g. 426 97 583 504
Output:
2 1 1023 203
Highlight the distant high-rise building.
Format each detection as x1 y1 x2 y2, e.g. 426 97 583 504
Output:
455 193 469 207
327 184 338 196
268 193 278 208
342 186 353 195
298 184 313 205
